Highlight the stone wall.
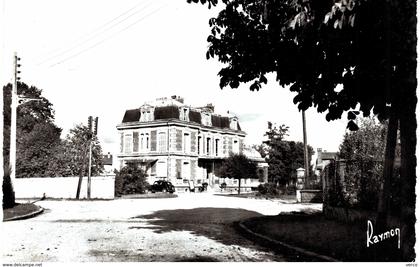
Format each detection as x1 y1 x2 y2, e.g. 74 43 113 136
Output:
14 176 115 199
296 189 322 203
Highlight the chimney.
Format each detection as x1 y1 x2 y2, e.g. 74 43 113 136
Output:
206 103 214 112
171 95 184 104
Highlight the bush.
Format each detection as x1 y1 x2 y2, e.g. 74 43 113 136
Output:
257 183 280 196
220 182 227 189
3 166 15 209
114 163 149 196
285 184 297 195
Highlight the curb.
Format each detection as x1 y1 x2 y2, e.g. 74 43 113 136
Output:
3 206 44 222
237 220 339 262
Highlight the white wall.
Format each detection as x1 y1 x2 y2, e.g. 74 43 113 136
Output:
14 176 115 199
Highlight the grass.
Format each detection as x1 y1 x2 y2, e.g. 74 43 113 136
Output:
242 213 402 261
3 203 42 221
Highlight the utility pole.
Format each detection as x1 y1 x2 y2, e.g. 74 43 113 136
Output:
10 52 21 184
76 116 98 199
302 110 309 186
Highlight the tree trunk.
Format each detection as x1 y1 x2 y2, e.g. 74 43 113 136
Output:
377 111 398 226
238 178 241 195
399 98 417 261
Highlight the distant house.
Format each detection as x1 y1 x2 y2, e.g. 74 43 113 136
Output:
101 152 113 175
315 148 338 177
116 95 268 192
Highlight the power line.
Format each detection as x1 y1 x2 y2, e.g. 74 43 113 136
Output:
48 4 167 67
37 0 155 66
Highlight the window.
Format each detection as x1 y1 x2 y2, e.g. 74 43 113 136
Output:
215 139 219 156
140 106 154 122
146 133 149 149
202 113 211 126
198 136 202 155
206 137 211 155
233 139 239 153
140 134 144 150
156 161 166 177
182 161 190 179
124 134 132 153
230 118 238 130
183 133 190 153
158 132 167 152
181 108 189 121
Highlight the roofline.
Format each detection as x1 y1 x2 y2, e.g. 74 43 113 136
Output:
116 119 247 136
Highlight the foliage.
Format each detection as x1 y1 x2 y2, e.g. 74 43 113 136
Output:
188 0 416 130
114 163 149 196
3 83 62 177
257 182 280 196
334 117 401 212
219 153 257 180
57 124 105 177
257 122 314 185
2 166 15 209
219 153 257 194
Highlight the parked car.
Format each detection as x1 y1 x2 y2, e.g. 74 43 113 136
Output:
149 180 175 193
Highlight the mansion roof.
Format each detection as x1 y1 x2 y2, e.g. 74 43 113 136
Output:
120 96 243 132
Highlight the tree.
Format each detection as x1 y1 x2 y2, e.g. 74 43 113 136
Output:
114 162 149 196
3 82 62 177
188 0 416 259
219 153 257 194
59 124 104 177
257 122 314 186
338 117 390 209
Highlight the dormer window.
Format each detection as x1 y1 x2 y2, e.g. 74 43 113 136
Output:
140 106 154 122
230 117 238 130
202 112 212 126
180 107 189 121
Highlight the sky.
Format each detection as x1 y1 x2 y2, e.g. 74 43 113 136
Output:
0 0 350 166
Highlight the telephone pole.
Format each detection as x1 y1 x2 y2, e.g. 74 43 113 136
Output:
10 52 21 184
302 110 309 186
76 116 98 199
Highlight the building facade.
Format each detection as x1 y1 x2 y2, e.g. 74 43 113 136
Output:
116 96 267 192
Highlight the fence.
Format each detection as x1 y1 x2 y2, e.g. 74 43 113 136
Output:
13 176 115 199
321 158 401 214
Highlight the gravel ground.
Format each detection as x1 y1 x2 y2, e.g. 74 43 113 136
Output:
2 193 321 262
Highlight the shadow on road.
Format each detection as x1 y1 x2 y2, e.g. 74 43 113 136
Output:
132 207 263 247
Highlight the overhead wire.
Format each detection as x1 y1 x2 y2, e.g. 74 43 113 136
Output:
37 0 155 66
48 3 167 67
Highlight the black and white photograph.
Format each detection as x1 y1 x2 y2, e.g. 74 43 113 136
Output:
0 0 417 264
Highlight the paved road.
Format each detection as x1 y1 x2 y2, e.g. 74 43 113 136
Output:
2 193 322 262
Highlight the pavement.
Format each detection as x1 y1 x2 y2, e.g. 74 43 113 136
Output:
2 193 322 262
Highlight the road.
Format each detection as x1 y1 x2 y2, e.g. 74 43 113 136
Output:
2 193 322 262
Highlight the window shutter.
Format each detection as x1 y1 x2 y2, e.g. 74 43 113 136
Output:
133 132 139 152
120 133 124 153
190 132 196 153
176 159 182 179
191 160 196 180
239 139 243 154
150 130 157 151
176 129 182 151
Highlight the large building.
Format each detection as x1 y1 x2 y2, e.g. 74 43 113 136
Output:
116 95 268 192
